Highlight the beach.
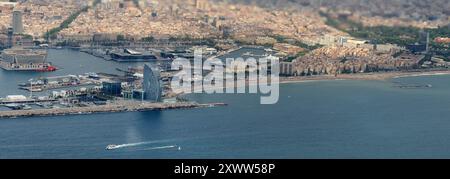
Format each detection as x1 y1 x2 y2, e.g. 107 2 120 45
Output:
280 69 450 84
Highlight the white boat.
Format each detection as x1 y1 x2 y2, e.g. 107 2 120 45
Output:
5 104 22 110
4 104 32 110
22 105 32 110
106 144 120 150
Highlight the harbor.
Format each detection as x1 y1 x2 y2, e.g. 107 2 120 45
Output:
0 46 245 119
0 46 274 120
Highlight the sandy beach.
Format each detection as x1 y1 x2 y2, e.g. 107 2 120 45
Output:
280 69 450 84
171 69 450 95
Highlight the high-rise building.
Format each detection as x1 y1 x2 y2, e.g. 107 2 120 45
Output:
12 10 23 34
426 32 430 53
143 64 162 102
7 27 13 48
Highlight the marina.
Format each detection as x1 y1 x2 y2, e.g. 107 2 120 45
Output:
18 73 108 92
0 47 230 119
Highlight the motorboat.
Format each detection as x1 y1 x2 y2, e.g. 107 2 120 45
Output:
22 105 32 110
106 144 120 150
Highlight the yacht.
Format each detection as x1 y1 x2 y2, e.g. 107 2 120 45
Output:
5 104 23 110
22 105 32 110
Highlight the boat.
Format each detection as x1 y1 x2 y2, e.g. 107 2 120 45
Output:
30 88 43 92
22 105 32 110
87 72 100 79
396 83 433 89
36 65 57 72
106 144 120 150
5 104 23 110
4 104 32 110
21 87 44 92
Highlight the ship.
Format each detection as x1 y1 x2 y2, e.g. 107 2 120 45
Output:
0 48 57 72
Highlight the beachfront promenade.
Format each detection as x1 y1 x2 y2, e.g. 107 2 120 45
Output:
0 100 226 119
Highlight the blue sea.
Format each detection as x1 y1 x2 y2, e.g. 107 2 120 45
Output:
1 49 450 159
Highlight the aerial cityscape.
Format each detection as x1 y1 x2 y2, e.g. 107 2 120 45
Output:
0 0 449 161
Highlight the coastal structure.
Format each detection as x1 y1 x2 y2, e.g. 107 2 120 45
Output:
109 49 158 62
0 48 56 71
143 64 163 102
0 100 227 119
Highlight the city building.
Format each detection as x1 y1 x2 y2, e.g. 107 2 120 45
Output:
195 0 209 10
435 37 450 44
102 81 122 97
280 62 295 76
406 44 427 53
12 10 23 34
6 27 12 48
109 49 158 62
0 48 56 71
143 64 162 102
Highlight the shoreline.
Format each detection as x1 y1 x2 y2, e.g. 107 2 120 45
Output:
279 70 450 84
174 69 450 95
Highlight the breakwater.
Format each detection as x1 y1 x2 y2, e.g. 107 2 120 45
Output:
0 100 227 119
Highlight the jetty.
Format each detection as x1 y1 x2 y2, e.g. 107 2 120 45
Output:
0 100 227 119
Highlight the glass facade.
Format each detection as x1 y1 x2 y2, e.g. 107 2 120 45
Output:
143 64 162 102
102 81 122 96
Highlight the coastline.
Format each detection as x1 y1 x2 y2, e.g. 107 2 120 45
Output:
174 69 450 95
279 70 450 84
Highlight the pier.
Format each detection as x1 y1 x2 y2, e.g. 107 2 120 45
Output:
0 100 227 119
0 99 58 105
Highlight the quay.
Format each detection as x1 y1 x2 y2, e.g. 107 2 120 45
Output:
0 100 227 119
0 99 58 105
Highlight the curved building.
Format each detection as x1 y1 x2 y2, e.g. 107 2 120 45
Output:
143 64 162 102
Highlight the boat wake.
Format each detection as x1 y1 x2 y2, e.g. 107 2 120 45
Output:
141 145 181 151
105 139 179 151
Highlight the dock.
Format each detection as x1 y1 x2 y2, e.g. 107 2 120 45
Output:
0 100 227 119
0 99 58 105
